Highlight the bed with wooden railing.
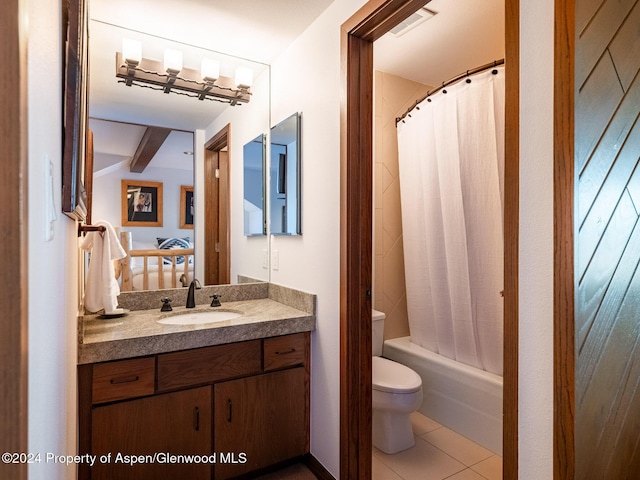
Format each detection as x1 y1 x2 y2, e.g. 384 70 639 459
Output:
119 232 194 291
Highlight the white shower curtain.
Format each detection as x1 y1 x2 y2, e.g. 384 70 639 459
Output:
396 66 504 376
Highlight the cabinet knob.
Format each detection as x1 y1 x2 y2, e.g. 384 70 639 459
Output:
227 399 233 422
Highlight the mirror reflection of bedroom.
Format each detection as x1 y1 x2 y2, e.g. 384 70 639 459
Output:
86 0 270 298
90 120 196 292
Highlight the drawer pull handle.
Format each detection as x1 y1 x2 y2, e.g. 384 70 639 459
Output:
275 348 296 355
194 407 200 431
227 399 232 423
109 375 139 385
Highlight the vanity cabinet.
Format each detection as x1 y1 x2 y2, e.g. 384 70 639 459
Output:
78 332 310 480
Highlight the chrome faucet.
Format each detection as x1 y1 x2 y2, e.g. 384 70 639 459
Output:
186 279 201 308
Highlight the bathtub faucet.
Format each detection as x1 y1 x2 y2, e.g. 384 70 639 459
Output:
186 279 201 308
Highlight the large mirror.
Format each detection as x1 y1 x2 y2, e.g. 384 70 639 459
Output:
88 0 270 289
79 0 335 294
270 113 302 235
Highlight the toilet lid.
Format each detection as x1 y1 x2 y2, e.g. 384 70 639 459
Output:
372 356 422 394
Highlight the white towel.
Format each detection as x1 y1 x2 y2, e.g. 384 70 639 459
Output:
80 220 127 314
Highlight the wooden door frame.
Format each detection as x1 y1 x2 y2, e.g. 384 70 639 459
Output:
204 124 231 285
339 0 520 478
553 0 575 478
1 0 29 478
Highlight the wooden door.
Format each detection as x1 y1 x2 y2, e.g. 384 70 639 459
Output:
1 1 28 478
574 0 640 477
217 150 230 284
91 387 212 480
204 147 221 285
213 368 307 479
204 125 231 285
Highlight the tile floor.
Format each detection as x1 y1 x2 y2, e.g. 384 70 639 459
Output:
373 412 502 480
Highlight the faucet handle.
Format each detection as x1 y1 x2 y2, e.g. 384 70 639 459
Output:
210 294 222 307
160 297 173 312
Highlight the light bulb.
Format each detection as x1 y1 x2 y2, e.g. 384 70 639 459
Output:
164 49 183 74
122 38 141 65
201 59 220 83
235 67 253 89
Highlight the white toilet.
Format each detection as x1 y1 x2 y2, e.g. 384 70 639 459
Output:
372 309 423 454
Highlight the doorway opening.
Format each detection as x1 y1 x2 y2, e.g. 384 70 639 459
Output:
340 0 519 478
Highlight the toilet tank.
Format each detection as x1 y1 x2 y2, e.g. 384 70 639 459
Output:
372 309 386 356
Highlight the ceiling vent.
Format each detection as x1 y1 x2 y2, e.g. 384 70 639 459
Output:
388 7 438 37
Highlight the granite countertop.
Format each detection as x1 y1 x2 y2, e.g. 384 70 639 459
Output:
78 286 316 365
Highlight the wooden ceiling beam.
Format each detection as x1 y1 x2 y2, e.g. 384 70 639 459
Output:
129 126 172 173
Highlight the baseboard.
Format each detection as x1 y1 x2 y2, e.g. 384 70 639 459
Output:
303 453 336 480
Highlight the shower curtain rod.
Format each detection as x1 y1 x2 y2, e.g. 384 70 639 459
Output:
395 58 505 125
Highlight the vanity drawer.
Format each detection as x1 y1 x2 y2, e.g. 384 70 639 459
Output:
92 357 155 404
263 333 308 371
157 340 262 392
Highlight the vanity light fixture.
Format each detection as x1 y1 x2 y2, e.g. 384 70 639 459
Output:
116 38 251 105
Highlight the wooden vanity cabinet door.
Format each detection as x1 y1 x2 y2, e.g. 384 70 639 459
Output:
213 367 308 479
91 386 212 480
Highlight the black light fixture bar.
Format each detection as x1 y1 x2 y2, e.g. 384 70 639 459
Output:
115 52 251 105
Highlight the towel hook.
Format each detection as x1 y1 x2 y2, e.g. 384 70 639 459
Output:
78 224 106 237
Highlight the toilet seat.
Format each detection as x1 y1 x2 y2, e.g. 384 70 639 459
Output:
372 356 422 394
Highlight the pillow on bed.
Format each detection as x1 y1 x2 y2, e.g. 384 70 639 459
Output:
157 237 191 265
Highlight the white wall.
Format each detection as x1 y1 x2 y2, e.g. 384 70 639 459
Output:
269 0 368 475
27 0 78 478
518 0 554 477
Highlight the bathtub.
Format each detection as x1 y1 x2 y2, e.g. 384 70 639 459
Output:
383 336 503 455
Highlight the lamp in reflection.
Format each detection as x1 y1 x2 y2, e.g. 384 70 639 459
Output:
116 39 252 105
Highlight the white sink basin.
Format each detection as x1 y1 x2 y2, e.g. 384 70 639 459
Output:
158 310 241 326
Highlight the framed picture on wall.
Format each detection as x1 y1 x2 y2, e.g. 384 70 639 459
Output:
180 185 194 229
122 180 163 227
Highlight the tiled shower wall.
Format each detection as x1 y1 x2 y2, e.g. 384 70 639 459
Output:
373 70 431 341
